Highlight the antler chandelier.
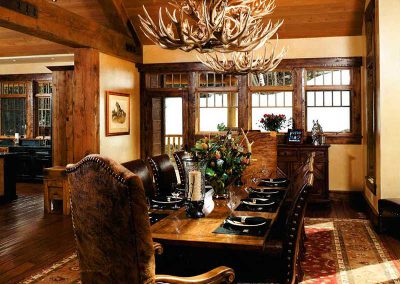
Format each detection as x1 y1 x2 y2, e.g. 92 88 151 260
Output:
139 0 286 74
199 40 287 75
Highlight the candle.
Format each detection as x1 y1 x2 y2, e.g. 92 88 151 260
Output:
188 170 202 201
15 133 19 140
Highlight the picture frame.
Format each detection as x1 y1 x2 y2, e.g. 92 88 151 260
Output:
287 129 303 144
105 91 130 136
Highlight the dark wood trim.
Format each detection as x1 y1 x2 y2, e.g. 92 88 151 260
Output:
140 71 150 159
46 66 74 72
137 57 363 73
187 72 197 148
0 73 52 81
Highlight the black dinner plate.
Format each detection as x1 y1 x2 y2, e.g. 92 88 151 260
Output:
226 216 268 227
241 198 275 207
258 178 289 187
151 196 183 204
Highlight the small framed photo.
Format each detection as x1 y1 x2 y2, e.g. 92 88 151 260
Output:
106 91 130 136
287 129 303 144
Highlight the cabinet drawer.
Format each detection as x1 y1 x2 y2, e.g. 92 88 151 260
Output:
46 180 63 188
278 149 298 159
49 188 63 200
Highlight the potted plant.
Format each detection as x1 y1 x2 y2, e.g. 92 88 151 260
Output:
192 130 252 199
259 113 287 136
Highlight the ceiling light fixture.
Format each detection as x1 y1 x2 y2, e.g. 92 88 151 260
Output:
139 0 286 74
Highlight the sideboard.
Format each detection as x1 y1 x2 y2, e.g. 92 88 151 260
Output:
277 144 330 204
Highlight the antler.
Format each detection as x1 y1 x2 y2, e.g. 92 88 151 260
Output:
240 128 254 154
139 0 283 53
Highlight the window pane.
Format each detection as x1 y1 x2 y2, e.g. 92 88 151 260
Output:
315 72 324 86
306 71 315 86
268 93 276 107
276 92 285 107
342 70 351 85
200 93 207 107
200 108 238 132
252 107 292 132
333 91 341 106
215 93 223 107
307 91 315 106
164 97 182 135
252 93 259 107
333 70 341 85
315 91 324 106
285 92 293 106
342 91 351 106
323 71 333 85
307 107 350 132
251 71 292 86
259 93 267 106
207 93 215 107
324 91 333 106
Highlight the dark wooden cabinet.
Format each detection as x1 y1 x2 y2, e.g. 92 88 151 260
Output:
0 153 18 203
8 146 52 182
278 144 330 204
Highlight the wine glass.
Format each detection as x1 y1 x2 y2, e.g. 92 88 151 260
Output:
171 182 181 209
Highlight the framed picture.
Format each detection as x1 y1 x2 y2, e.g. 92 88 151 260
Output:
287 129 303 144
106 91 130 136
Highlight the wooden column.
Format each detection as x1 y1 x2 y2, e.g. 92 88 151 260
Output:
73 48 100 163
49 66 74 166
238 75 249 130
25 81 34 138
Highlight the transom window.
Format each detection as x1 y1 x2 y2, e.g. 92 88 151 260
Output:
147 73 188 88
305 69 353 133
250 71 292 87
199 73 238 87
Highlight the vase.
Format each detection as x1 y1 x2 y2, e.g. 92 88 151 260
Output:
210 180 229 199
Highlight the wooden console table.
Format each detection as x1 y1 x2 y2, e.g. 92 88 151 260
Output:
43 166 70 215
0 153 18 203
278 144 330 204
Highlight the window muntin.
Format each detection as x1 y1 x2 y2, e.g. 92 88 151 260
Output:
306 70 351 86
305 69 353 134
199 73 238 87
0 98 27 136
252 92 293 132
250 71 292 87
147 73 189 88
198 92 238 132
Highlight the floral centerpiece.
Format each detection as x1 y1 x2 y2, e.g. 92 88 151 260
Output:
192 130 252 198
259 113 287 132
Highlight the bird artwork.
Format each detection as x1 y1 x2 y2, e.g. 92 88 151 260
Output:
111 102 126 124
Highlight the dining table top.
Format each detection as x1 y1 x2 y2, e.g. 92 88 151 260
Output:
150 184 288 251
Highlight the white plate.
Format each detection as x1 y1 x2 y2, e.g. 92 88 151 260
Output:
151 196 183 204
226 216 267 227
242 199 275 206
250 188 280 194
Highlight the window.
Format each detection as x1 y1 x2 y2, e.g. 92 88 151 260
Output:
36 81 52 137
250 71 293 132
198 92 238 132
199 73 238 87
0 98 26 136
306 70 352 133
147 73 189 88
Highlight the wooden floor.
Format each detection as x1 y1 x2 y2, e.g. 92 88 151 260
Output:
0 185 399 283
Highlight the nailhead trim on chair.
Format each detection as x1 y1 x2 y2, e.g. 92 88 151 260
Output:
147 157 161 193
66 155 128 186
173 152 185 184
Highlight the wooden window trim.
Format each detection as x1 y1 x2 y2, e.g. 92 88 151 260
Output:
139 57 363 156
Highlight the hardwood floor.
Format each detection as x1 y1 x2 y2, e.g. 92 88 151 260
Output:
0 183 75 284
0 185 399 283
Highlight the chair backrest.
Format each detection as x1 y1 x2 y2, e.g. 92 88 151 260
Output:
122 159 155 198
282 173 314 284
147 154 177 197
173 151 186 184
66 155 155 284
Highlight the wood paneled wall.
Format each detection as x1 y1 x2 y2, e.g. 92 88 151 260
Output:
73 49 100 163
51 68 74 166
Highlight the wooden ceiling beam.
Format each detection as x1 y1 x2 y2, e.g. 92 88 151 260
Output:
97 0 142 55
0 0 142 63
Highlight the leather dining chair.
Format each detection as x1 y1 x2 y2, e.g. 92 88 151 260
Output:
147 154 178 197
122 159 156 198
173 151 186 185
66 154 235 284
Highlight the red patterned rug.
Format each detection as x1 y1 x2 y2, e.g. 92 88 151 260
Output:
20 218 400 284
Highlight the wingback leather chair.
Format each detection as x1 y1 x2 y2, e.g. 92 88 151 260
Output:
173 151 186 184
147 154 178 197
122 159 155 198
67 154 235 284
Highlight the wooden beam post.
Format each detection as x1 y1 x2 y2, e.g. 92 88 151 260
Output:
73 49 100 163
49 66 74 166
0 0 141 63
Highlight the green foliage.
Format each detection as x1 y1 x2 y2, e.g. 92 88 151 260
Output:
192 132 251 188
217 123 227 132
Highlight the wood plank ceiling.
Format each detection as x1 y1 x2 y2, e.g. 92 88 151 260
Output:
0 0 365 57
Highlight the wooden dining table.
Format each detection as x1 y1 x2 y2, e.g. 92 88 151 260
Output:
150 184 288 252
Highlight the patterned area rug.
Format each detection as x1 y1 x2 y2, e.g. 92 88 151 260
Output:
20 218 400 284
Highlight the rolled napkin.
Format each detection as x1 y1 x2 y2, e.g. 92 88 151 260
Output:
227 216 267 226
